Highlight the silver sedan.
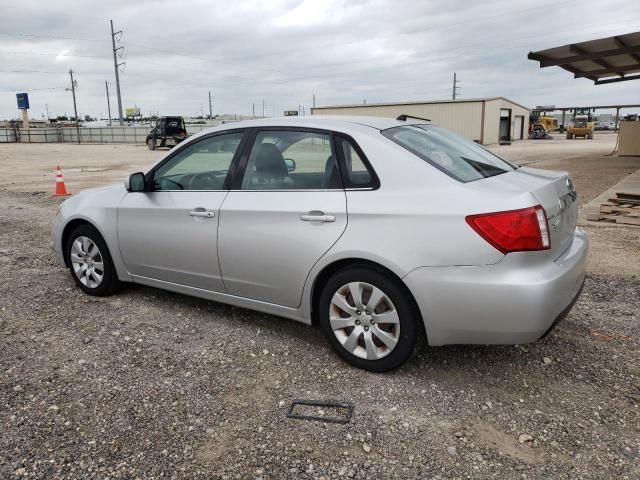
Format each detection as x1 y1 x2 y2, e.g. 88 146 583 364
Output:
51 116 588 371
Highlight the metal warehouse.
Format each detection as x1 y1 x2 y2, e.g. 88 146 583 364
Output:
311 97 530 145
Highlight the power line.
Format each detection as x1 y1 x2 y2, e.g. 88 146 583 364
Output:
110 19 125 125
452 73 460 100
0 85 67 93
0 69 110 75
0 0 577 53
0 50 108 59
105 81 112 126
2 12 635 114
0 31 106 43
68 69 80 143
119 0 578 68
118 19 640 90
1 16 636 89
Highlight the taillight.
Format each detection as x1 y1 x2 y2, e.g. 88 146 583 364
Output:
466 205 550 254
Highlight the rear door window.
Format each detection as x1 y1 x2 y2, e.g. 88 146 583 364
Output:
334 135 377 188
382 125 515 182
240 130 340 190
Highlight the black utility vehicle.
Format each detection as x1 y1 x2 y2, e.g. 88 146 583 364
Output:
146 116 188 150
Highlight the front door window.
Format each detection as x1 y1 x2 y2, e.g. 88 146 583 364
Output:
152 132 244 191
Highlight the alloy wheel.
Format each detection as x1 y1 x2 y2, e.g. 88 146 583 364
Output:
70 236 104 288
329 282 400 360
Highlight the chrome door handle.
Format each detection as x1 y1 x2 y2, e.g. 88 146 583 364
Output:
300 214 336 223
189 209 215 218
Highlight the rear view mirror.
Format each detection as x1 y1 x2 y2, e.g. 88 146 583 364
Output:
284 158 296 173
127 172 146 192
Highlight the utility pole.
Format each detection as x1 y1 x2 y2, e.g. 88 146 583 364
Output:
208 90 213 119
110 20 125 125
69 69 80 144
312 93 316 108
252 103 255 118
105 81 112 126
452 72 460 100
262 99 265 118
45 103 50 123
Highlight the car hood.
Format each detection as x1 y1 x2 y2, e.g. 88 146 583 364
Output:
60 183 128 213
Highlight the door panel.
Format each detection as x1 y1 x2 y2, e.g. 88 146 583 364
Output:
118 191 228 291
218 128 347 308
117 131 246 291
514 116 523 140
218 190 347 307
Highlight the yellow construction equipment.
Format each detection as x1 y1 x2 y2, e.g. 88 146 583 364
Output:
537 116 558 132
566 109 594 139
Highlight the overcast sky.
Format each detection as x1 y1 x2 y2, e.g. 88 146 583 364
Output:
1 0 639 120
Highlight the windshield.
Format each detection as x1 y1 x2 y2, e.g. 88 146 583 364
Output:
382 125 516 182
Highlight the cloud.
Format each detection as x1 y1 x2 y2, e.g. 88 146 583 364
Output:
0 0 638 120
54 49 70 62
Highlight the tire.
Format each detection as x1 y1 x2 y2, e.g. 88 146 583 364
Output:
318 266 423 372
66 224 122 296
147 138 155 150
566 133 572 139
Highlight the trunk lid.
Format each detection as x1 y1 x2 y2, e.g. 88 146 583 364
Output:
472 167 578 257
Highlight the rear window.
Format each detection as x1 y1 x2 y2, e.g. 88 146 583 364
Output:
166 118 185 128
382 125 515 182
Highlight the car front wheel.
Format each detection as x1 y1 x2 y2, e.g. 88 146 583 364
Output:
319 266 423 372
66 225 121 296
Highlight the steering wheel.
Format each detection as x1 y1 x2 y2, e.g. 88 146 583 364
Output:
188 172 216 190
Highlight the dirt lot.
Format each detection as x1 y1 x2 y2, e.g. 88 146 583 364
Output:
1 135 639 479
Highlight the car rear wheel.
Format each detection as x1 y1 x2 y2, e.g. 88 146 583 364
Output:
319 266 422 372
66 225 121 296
147 138 156 150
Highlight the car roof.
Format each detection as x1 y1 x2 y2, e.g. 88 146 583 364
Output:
210 115 423 131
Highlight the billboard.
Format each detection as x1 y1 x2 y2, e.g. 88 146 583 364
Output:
126 107 141 118
16 93 30 110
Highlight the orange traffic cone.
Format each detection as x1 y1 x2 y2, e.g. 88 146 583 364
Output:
54 165 71 196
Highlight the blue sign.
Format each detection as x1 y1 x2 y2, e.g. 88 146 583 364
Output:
17 92 30 110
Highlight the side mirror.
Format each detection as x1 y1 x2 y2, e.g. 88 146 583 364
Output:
284 158 296 173
126 172 146 192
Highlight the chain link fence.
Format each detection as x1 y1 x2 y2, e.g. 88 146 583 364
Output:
0 124 213 145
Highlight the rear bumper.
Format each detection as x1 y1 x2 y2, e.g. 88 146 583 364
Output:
404 228 588 346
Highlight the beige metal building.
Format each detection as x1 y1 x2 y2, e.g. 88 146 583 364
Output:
311 97 530 144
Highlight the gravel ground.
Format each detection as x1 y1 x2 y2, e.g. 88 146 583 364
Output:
1 140 639 479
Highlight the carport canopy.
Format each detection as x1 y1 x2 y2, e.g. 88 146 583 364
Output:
528 32 640 85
